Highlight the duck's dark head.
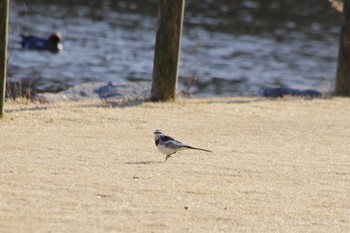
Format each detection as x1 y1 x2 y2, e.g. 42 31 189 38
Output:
48 33 63 52
48 33 62 43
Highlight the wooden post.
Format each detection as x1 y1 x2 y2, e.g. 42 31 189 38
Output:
335 0 350 96
0 0 9 116
151 0 185 101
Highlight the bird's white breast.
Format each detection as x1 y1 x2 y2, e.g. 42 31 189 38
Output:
157 143 176 155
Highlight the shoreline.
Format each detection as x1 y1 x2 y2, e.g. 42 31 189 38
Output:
6 80 328 104
38 81 152 103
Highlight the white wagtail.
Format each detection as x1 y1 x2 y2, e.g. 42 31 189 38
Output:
154 130 211 162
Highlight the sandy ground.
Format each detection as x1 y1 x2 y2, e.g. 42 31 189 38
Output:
0 97 350 233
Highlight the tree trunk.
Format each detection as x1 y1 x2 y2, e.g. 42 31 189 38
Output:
0 0 9 116
335 0 350 96
151 0 185 101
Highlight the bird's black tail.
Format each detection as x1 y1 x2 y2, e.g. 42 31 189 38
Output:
186 146 211 153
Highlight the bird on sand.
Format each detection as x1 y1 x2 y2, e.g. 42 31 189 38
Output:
154 129 211 162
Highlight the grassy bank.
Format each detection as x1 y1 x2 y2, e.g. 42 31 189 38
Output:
1 97 349 232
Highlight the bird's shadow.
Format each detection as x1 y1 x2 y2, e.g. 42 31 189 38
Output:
122 161 163 165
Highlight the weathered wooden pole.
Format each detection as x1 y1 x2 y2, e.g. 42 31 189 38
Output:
335 0 350 96
151 0 185 101
0 0 9 116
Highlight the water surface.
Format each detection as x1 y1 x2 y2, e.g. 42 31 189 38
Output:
8 0 340 96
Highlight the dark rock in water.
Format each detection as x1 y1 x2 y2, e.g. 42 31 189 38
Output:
95 82 122 99
39 82 151 102
263 87 322 98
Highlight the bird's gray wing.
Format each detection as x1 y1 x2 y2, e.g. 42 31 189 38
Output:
163 139 188 149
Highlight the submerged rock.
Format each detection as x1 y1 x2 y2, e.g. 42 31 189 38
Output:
263 87 322 98
39 82 151 103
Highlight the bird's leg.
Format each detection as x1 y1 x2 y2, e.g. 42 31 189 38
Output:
164 153 175 163
164 155 171 162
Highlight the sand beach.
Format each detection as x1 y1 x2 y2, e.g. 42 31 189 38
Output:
0 97 349 232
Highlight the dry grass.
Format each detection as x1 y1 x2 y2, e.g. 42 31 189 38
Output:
1 97 350 232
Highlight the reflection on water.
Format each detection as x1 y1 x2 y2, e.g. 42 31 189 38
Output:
8 0 340 96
